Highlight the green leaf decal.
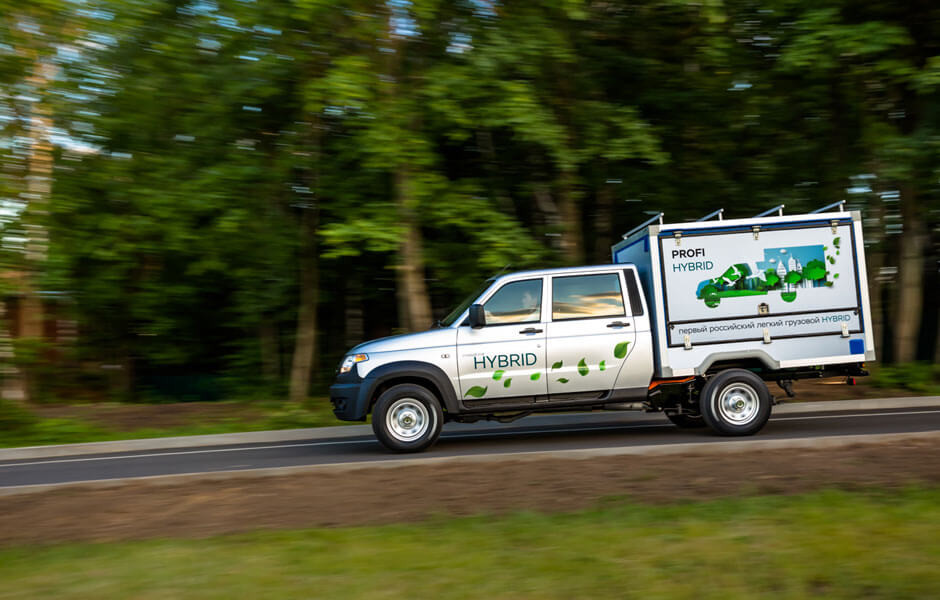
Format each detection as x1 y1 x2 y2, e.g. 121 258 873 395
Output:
599 360 606 371
833 273 839 279
833 237 841 248
557 378 569 384
530 372 541 381
464 386 487 398
614 341 631 359
577 358 589 376
492 370 504 380
827 256 835 265
503 378 512 388
551 360 563 370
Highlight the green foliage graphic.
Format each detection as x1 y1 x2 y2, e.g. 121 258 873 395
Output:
803 259 828 281
464 386 487 398
557 378 569 384
599 360 606 372
503 378 512 388
551 361 563 370
492 370 504 380
614 342 631 360
577 358 589 376
530 372 541 381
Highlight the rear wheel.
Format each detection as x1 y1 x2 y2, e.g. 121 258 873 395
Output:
372 384 443 452
699 369 772 436
666 411 707 428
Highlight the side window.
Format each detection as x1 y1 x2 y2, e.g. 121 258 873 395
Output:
484 279 542 325
552 273 626 320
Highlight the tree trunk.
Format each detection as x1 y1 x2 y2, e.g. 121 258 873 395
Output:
288 208 319 403
557 170 583 265
593 178 614 263
893 185 926 363
395 170 433 332
12 58 56 401
259 317 279 382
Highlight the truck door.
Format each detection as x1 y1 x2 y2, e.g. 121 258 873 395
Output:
546 272 637 397
457 278 548 401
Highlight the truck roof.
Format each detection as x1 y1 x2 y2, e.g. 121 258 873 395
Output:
490 263 635 284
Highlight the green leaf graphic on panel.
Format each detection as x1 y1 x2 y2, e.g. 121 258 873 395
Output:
833 237 841 248
834 273 840 279
784 271 802 285
465 386 487 398
530 372 541 381
551 360 563 370
803 259 827 281
827 256 835 265
557 378 569 384
614 341 631 359
503 378 512 388
599 360 606 371
763 270 780 288
701 284 720 308
577 358 589 376
781 291 797 302
492 370 504 380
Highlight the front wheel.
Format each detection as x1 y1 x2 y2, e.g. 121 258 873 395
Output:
699 369 772 436
372 384 444 452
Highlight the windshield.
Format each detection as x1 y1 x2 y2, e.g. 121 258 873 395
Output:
439 279 493 327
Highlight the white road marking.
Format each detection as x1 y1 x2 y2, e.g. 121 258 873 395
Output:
1 409 938 470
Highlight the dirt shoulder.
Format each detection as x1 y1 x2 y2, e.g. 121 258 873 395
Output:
2 436 939 546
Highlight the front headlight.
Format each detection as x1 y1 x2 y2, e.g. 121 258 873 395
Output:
340 353 368 374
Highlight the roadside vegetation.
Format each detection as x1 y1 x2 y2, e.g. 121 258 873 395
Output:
1 487 937 599
870 362 940 396
0 398 339 448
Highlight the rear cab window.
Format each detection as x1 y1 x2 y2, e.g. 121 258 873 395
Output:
551 273 626 320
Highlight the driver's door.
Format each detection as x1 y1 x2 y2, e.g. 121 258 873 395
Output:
457 278 548 402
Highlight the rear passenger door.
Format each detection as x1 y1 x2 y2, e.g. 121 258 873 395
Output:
546 272 637 397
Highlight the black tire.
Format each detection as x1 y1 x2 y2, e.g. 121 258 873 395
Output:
372 384 444 452
699 369 772 436
665 412 707 428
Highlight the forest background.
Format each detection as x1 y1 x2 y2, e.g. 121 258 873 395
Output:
1 0 938 405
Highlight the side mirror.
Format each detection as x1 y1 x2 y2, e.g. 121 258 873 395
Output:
468 304 486 329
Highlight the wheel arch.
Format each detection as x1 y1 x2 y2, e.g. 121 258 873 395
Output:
697 351 779 377
358 361 459 417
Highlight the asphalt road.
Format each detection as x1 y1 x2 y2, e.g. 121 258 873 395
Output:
2 406 939 488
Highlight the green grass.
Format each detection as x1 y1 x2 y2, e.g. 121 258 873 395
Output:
1 488 938 599
870 362 940 396
0 399 344 449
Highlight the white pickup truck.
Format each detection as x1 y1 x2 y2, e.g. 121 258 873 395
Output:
330 207 875 452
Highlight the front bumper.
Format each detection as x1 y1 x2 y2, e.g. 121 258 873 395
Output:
329 368 368 421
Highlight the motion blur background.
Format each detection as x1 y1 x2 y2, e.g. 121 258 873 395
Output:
1 0 938 407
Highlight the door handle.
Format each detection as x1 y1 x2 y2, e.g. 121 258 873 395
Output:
607 321 631 328
519 327 543 334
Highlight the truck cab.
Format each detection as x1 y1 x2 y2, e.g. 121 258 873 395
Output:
332 264 658 451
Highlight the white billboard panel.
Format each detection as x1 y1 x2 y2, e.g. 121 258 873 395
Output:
659 222 861 346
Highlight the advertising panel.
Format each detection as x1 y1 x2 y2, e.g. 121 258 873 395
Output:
660 222 861 346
